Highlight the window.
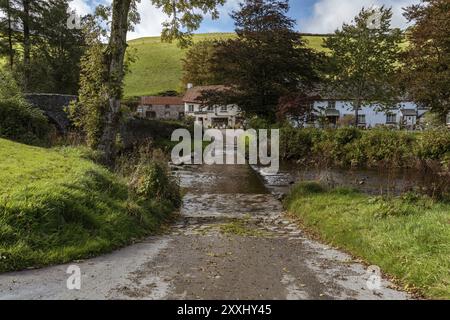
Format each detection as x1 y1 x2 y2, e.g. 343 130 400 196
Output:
165 104 170 109
146 104 153 109
146 111 156 119
221 105 227 112
358 114 366 124
327 101 336 109
386 113 396 124
207 106 214 112
188 105 194 112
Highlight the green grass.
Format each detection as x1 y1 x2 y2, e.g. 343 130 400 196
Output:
0 138 175 272
124 33 327 98
285 182 450 299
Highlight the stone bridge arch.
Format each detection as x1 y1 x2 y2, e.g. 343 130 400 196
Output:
25 94 77 133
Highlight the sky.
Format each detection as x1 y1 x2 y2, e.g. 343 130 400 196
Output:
70 0 421 40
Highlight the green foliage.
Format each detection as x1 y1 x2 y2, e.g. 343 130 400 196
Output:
354 129 416 167
402 0 450 120
416 129 450 161
128 150 181 207
152 0 226 47
182 40 224 87
324 6 403 124
0 0 85 94
68 22 108 149
0 65 22 100
210 0 321 121
0 99 50 145
280 126 450 170
280 125 320 160
285 182 450 298
0 138 180 272
0 68 50 145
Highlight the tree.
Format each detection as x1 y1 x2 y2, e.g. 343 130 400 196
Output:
402 0 450 123
15 0 48 90
0 0 84 93
182 40 224 87
276 93 320 127
0 0 16 68
323 6 403 126
68 13 108 149
27 0 86 94
210 0 321 121
95 0 225 163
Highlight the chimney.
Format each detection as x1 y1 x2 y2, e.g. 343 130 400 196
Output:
187 83 193 89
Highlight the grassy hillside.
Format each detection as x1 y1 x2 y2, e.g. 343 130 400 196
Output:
124 33 327 98
0 138 175 272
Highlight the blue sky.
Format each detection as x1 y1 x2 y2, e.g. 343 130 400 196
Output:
70 0 420 40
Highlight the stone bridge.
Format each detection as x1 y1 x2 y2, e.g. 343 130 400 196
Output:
25 94 77 133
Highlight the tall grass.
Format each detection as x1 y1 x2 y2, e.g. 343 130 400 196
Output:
0 138 180 272
285 182 450 299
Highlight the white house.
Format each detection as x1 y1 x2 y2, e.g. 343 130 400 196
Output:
303 100 428 129
183 85 243 128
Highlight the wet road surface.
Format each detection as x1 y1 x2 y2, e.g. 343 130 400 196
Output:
0 163 411 300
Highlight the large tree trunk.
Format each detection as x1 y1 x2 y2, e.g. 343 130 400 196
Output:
6 0 14 69
22 0 31 91
98 0 132 164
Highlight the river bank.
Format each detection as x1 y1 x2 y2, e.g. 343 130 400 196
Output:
283 182 450 299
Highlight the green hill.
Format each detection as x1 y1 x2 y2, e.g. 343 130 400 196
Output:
124 33 327 98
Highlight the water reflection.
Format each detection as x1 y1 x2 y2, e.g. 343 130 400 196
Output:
253 162 450 197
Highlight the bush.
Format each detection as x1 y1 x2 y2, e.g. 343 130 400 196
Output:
279 126 450 169
353 129 416 167
280 125 322 160
0 68 51 145
0 98 51 145
416 129 450 161
124 148 182 207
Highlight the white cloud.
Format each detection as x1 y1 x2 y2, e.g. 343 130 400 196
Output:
300 0 420 33
127 1 167 40
70 0 93 16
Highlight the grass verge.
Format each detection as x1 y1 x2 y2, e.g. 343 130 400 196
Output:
0 138 177 272
284 182 450 299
